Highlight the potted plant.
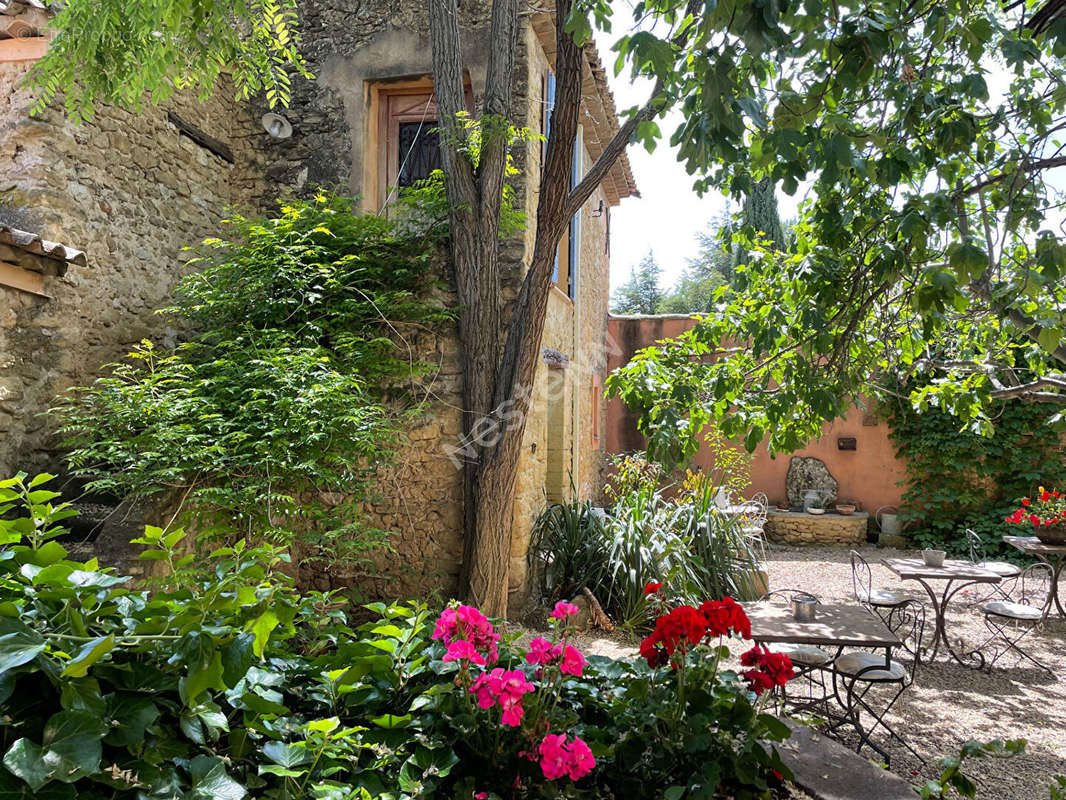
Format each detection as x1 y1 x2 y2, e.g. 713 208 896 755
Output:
807 496 827 515
1006 487 1066 545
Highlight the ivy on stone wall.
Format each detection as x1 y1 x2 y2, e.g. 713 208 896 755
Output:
52 193 453 575
886 392 1066 559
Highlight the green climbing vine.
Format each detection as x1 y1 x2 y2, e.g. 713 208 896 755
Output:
52 193 453 573
886 391 1066 560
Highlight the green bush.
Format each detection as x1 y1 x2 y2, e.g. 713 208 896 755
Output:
885 393 1066 559
52 193 452 570
0 474 791 799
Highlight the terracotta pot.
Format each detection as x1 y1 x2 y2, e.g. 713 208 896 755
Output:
1035 525 1066 545
836 504 856 516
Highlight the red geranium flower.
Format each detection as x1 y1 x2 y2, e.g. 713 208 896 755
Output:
699 597 752 640
740 645 794 695
643 582 663 595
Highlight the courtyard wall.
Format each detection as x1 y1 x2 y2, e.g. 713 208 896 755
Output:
605 314 907 516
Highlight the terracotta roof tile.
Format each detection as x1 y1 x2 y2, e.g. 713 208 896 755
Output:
0 223 86 269
530 9 639 205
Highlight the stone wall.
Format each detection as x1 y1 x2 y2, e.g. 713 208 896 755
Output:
764 511 869 546
0 57 263 479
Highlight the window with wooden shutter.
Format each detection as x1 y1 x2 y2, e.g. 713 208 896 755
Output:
373 78 474 211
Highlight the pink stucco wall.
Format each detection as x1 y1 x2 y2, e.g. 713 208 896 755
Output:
605 315 907 515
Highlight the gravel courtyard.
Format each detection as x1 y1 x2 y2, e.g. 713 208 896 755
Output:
762 544 1066 798
568 544 1066 798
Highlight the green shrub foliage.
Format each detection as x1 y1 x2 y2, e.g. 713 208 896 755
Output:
52 194 452 568
0 475 791 799
530 456 764 630
886 394 1066 559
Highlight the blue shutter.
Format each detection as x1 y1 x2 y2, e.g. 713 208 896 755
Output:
545 70 559 284
567 142 580 297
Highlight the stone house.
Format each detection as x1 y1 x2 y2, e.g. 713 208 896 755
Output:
0 0 636 602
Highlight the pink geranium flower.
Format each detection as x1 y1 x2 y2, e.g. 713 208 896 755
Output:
470 668 534 727
537 733 595 780
432 604 500 665
443 639 486 666
559 644 586 677
550 601 580 620
526 636 561 666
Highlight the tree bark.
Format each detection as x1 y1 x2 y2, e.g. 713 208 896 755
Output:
428 0 663 616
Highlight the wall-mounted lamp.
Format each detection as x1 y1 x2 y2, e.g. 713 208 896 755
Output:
261 113 293 139
591 200 605 218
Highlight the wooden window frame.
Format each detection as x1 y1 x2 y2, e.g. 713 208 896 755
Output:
368 76 472 212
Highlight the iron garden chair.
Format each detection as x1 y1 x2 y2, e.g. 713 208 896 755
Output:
830 598 926 765
966 527 1022 603
975 562 1054 676
738 492 770 562
850 550 911 633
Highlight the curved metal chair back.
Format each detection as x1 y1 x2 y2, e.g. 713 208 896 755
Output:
966 528 986 564
850 550 873 607
1013 562 1054 611
894 599 926 676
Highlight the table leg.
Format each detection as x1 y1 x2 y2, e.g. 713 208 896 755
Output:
908 577 986 669
1045 555 1065 618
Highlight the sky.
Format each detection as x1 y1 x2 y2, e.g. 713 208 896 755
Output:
592 3 736 296
595 47 723 294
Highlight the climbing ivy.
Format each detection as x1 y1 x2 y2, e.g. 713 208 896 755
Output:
886 392 1066 560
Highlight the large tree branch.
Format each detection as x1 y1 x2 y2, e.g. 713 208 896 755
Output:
476 0 520 319
915 359 1066 401
957 155 1066 198
989 377 1066 402
563 88 660 220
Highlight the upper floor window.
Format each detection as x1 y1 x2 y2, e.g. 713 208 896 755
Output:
374 78 473 211
378 85 440 208
543 67 582 300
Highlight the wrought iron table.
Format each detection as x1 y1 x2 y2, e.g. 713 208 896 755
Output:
744 601 907 763
881 557 1000 668
1003 536 1066 618
745 601 903 652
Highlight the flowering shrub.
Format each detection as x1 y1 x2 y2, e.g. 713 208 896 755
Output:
0 475 793 799
1006 486 1066 528
575 594 794 798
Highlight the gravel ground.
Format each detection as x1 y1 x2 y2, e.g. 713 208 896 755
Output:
528 544 1065 799
758 544 1066 799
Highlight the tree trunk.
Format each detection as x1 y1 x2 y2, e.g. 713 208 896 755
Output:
428 0 659 617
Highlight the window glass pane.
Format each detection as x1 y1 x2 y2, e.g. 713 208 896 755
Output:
397 122 441 187
567 143 580 296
